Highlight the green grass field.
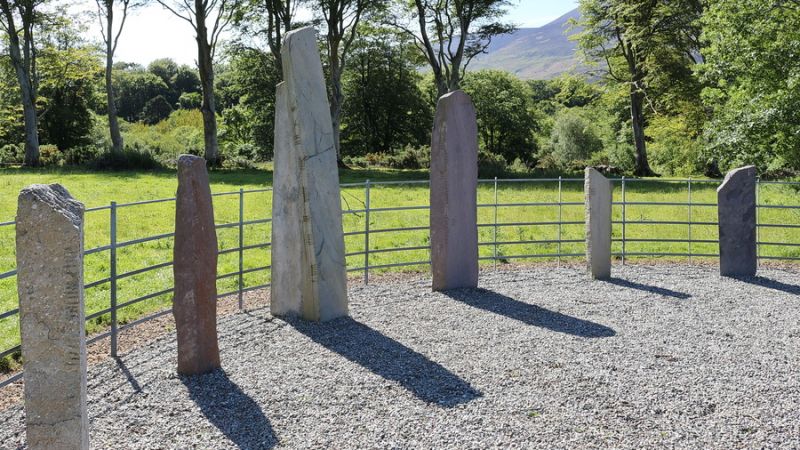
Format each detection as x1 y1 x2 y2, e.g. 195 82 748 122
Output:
1 166 799 370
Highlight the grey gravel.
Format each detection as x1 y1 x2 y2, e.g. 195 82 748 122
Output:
1 265 799 449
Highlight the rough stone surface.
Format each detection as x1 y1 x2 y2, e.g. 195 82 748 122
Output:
585 167 613 279
173 154 221 375
16 184 88 450
280 26 348 321
2 265 799 449
717 165 757 277
430 90 479 291
270 82 303 317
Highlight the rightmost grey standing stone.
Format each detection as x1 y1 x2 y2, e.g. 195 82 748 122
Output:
430 90 479 291
717 165 757 277
16 184 88 450
585 167 612 279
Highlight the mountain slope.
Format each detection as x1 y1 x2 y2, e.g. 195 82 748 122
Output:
468 8 584 80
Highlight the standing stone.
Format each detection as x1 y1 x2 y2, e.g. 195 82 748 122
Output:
173 154 221 375
430 90 479 291
717 165 757 277
585 167 612 279
279 26 348 321
270 82 303 316
16 184 88 450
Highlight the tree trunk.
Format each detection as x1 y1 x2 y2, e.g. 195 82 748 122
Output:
20 89 39 166
329 64 343 161
630 85 654 177
195 3 219 165
1 0 39 165
105 11 123 155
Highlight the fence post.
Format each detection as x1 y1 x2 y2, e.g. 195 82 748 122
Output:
688 178 693 265
364 180 370 285
110 201 117 358
621 176 626 266
756 177 760 268
238 188 244 310
493 176 498 271
557 176 562 267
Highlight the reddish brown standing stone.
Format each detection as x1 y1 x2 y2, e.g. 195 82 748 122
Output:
173 154 221 375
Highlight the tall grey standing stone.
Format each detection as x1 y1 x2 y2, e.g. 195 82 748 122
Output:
279 26 348 321
173 154 221 375
430 90 479 291
717 165 757 277
585 167 612 279
270 82 303 316
16 184 88 450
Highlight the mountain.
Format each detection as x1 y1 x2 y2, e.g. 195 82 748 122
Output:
468 8 584 80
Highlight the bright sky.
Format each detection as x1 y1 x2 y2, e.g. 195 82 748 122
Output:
84 0 578 67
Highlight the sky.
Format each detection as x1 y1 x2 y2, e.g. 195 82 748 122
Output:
95 0 578 67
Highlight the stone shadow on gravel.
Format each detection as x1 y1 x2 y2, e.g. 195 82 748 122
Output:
182 369 278 449
602 278 692 299
443 289 616 338
733 276 800 296
288 317 481 407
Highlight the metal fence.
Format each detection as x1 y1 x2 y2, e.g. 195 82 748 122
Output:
1 177 799 389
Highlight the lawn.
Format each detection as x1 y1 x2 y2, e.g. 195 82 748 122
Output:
1 166 799 370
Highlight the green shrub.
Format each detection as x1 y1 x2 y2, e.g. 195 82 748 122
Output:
141 95 174 125
39 144 62 166
0 143 23 164
548 111 603 170
63 145 102 165
178 92 202 110
478 150 508 178
647 115 704 176
88 144 162 170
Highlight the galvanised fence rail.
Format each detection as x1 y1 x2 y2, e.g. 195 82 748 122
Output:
1 177 799 389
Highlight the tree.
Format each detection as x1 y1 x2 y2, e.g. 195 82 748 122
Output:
0 0 46 165
113 68 170 121
173 64 201 94
548 110 603 170
461 70 538 163
234 0 303 75
314 0 381 159
216 47 281 160
701 0 800 171
156 0 237 165
95 0 139 155
393 0 513 98
37 13 102 150
576 0 703 176
341 29 431 155
141 94 173 124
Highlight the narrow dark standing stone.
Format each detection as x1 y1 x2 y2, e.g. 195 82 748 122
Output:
16 184 88 450
173 154 221 375
717 165 757 277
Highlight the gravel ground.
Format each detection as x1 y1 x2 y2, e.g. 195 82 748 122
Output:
1 265 799 449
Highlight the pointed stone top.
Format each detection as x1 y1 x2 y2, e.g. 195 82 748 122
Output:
18 184 83 227
718 165 756 194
